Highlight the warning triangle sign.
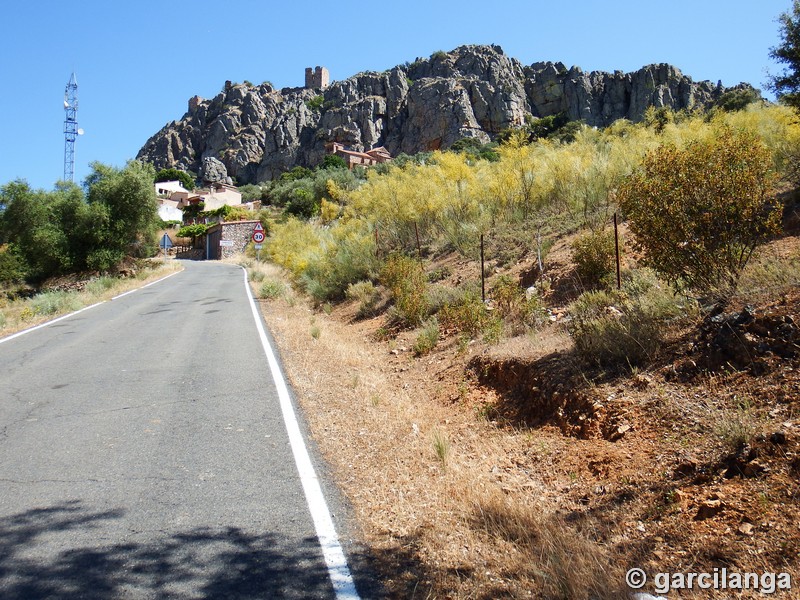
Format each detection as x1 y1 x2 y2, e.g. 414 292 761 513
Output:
253 222 265 233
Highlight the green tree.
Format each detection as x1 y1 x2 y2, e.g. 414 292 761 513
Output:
154 167 195 190
285 188 318 218
319 154 348 171
617 128 780 304
86 161 161 268
0 181 86 279
713 87 762 113
279 166 314 182
0 243 28 283
769 1 800 109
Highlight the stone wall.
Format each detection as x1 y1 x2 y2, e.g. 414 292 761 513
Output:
206 220 261 260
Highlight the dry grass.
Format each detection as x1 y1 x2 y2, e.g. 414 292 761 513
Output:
249 261 630 598
246 240 800 599
0 260 182 338
467 486 623 600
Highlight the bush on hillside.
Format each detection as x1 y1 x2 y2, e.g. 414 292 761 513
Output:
380 253 428 326
571 228 616 287
568 269 691 370
618 128 780 304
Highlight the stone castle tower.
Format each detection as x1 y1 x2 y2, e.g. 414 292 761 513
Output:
304 66 330 89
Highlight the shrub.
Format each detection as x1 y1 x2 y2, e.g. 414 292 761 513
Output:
85 276 116 296
618 128 780 304
299 220 379 302
571 228 616 287
259 279 285 300
249 269 266 282
715 396 762 452
413 318 440 356
490 275 548 334
439 290 491 338
346 280 380 318
568 273 688 370
425 283 464 316
306 95 325 112
713 88 762 113
28 291 82 316
285 188 319 219
0 244 28 283
86 247 125 272
380 253 428 326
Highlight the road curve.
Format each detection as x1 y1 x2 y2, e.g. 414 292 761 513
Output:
0 261 365 599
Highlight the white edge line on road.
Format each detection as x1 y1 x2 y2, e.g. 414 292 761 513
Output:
112 270 181 300
0 301 105 345
243 268 360 600
0 270 182 345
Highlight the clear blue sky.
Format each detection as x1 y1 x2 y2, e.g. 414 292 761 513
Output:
0 0 791 190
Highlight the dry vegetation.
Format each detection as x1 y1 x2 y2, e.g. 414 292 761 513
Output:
243 103 800 598
247 232 800 598
0 259 181 337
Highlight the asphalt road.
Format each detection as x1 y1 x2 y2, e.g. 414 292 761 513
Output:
0 261 368 599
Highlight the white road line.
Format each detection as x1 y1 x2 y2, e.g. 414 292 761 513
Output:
243 268 360 600
0 302 105 345
0 270 182 344
112 270 181 300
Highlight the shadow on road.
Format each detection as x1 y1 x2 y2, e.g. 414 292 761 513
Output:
0 500 336 599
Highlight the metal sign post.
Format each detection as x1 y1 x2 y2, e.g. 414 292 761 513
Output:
159 233 173 261
252 223 265 261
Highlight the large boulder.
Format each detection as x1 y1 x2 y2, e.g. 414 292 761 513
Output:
199 157 231 185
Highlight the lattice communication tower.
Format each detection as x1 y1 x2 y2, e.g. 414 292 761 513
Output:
63 73 79 182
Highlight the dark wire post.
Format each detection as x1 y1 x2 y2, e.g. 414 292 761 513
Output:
614 212 622 290
480 233 486 303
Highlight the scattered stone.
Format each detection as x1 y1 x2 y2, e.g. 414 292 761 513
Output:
610 423 632 441
695 498 724 521
632 373 652 390
738 522 755 536
743 460 768 478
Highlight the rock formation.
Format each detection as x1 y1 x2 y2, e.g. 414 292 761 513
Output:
137 45 752 185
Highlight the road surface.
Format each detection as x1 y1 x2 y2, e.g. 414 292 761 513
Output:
0 261 369 599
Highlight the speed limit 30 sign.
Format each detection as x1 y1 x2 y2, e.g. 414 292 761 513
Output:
252 222 265 243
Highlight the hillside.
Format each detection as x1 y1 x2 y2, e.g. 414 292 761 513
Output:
136 44 750 185
247 233 800 599
232 100 800 598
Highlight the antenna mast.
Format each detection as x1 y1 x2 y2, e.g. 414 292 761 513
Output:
63 73 79 182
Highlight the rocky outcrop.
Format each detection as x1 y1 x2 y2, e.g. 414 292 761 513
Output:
199 157 231 185
524 61 724 125
137 45 750 185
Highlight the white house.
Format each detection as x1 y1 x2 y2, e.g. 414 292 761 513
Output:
154 180 245 223
158 199 184 222
197 183 242 210
155 180 190 198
